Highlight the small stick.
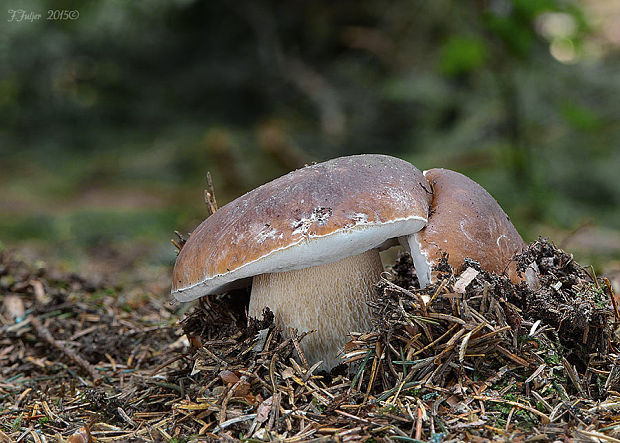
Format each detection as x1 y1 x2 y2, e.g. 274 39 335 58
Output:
150 353 187 376
505 406 515 431
199 346 228 366
219 377 246 425
415 405 423 440
204 171 219 215
29 315 102 384
605 277 620 322
289 327 309 368
171 231 187 253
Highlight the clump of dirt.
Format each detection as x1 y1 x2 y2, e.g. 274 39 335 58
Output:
365 239 618 434
83 388 123 422
512 238 612 361
389 238 612 366
181 287 251 341
390 251 418 289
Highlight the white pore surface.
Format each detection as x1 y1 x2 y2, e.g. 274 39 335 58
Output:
173 216 426 302
404 168 433 288
401 234 433 288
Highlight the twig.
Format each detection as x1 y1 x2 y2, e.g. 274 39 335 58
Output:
213 414 258 433
605 277 620 323
171 231 187 253
204 171 219 215
29 315 102 384
563 357 585 396
415 405 423 440
150 353 188 376
289 327 308 368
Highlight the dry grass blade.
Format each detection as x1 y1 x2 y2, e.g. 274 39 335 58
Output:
563 356 585 395
473 396 551 423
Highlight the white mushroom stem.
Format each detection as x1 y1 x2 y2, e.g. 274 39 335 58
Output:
248 248 383 370
400 234 432 289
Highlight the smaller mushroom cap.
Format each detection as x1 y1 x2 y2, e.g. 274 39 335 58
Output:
408 168 526 286
172 154 432 301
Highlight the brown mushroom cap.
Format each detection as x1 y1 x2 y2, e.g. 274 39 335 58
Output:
172 154 431 302
407 168 526 286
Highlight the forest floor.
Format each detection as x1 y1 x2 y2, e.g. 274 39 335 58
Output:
1 239 620 442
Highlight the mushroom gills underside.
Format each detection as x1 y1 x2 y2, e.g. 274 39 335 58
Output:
248 248 384 370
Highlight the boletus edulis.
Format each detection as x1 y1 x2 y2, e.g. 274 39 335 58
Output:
171 156 526 369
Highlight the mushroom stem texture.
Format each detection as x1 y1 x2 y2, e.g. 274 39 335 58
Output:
249 248 383 370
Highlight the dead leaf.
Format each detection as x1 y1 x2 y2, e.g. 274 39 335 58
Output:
454 267 479 294
67 426 92 443
220 370 240 384
256 396 273 424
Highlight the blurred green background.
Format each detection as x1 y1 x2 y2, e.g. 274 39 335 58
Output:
1 0 619 284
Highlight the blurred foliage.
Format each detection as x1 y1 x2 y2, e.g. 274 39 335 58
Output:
1 0 619 269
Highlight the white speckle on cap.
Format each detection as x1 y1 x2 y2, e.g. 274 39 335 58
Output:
352 213 369 224
292 219 312 236
292 207 333 236
255 225 280 243
231 230 246 245
386 187 413 210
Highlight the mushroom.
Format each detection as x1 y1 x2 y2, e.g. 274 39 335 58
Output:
404 168 527 287
172 154 431 369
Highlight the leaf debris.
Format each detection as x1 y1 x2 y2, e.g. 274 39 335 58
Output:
1 239 619 441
